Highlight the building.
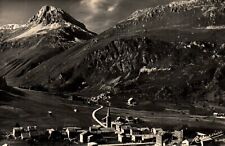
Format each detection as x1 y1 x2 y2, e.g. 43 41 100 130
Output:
131 135 142 142
114 122 123 132
141 134 155 142
12 127 24 138
181 139 190 146
66 127 81 139
88 135 95 143
120 125 131 134
173 130 184 143
127 98 137 106
118 133 131 143
80 130 89 143
89 125 101 133
152 128 163 135
130 127 141 135
155 134 163 146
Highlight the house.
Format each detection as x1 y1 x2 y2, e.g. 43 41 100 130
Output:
173 130 183 143
127 98 137 106
181 139 189 146
155 134 164 146
131 135 142 142
80 130 89 143
12 127 24 138
21 132 30 140
66 127 81 139
120 125 131 134
88 135 95 143
114 122 123 132
152 128 163 135
140 127 151 134
141 134 155 142
118 133 131 143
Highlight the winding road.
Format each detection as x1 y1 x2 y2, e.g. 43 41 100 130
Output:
92 105 107 128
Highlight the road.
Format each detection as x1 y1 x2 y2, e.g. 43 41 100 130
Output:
92 105 107 128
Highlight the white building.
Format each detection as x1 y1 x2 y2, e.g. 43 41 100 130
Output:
181 139 189 146
127 98 137 106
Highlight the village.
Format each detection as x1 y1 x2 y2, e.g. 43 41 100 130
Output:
0 94 225 146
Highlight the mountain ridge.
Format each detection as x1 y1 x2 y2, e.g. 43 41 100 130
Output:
2 1 225 110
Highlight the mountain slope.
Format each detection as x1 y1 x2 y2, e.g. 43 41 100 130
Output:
2 1 225 110
0 5 96 88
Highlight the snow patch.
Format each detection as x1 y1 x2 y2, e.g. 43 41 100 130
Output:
8 23 61 41
0 24 27 30
140 66 171 74
205 25 225 29
196 25 225 30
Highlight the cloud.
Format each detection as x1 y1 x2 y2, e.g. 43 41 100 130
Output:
80 0 119 13
79 0 121 32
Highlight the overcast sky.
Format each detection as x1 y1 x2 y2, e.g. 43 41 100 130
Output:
0 0 176 33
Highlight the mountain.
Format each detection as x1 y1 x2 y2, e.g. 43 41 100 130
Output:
0 5 96 89
1 1 225 111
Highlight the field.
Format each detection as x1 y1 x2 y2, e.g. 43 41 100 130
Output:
1 88 225 134
0 88 97 131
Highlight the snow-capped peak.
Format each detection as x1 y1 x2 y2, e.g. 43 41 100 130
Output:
28 5 65 25
3 5 96 41
0 24 27 30
27 5 87 30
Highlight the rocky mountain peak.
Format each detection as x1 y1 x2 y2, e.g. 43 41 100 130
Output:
28 5 87 30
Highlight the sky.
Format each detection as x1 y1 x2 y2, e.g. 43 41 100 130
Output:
0 0 176 33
